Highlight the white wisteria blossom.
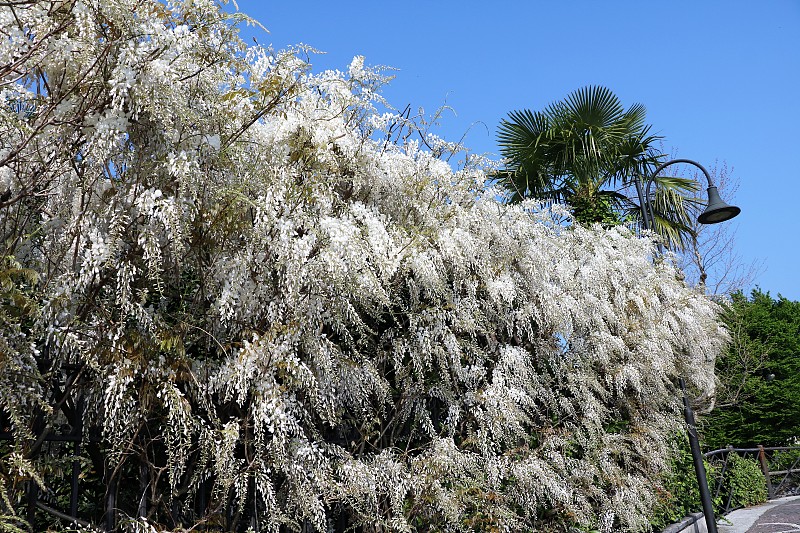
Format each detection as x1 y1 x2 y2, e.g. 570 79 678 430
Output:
0 1 727 531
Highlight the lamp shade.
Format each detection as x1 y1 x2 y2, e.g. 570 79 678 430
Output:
697 186 741 224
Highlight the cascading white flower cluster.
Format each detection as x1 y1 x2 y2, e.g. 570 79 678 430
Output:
0 1 727 531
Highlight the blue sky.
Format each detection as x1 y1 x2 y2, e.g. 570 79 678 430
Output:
235 1 800 300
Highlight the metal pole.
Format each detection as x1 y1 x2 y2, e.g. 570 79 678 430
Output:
25 480 36 532
638 160 739 533
680 378 718 533
633 178 651 231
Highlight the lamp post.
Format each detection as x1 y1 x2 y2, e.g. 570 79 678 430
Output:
637 158 740 533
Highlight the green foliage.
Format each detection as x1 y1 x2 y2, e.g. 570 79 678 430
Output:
650 435 721 531
651 444 767 531
720 453 767 509
0 255 38 318
0 516 27 533
651 441 768 531
769 448 800 495
772 448 800 472
571 194 623 227
702 289 800 448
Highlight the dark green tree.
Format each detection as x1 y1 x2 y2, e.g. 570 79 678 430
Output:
496 86 701 247
702 289 800 448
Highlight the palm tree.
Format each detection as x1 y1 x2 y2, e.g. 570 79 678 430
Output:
496 86 700 249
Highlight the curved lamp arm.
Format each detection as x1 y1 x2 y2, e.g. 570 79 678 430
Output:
639 158 740 232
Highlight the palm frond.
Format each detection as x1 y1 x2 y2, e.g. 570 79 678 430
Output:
642 185 700 249
497 109 550 164
496 86 702 248
622 102 648 132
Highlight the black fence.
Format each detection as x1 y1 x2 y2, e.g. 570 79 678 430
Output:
704 445 800 515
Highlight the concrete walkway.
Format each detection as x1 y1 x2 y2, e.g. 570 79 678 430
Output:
718 496 800 533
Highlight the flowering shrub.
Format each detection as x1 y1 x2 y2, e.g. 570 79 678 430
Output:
0 1 728 531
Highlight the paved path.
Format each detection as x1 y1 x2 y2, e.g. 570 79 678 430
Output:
719 496 800 533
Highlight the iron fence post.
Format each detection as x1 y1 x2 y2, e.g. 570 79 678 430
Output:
758 445 775 499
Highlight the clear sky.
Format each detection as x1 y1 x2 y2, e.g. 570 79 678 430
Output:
235 1 800 300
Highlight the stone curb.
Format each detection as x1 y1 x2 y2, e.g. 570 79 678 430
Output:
662 512 708 533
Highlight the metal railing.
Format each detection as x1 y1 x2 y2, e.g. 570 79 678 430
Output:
703 445 800 515
0 363 94 531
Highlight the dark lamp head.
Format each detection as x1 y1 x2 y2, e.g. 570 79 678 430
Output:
697 186 741 225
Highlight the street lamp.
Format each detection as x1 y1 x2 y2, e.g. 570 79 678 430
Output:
637 158 740 233
637 158 740 533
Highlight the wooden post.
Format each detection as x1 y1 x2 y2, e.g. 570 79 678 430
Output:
758 445 775 499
